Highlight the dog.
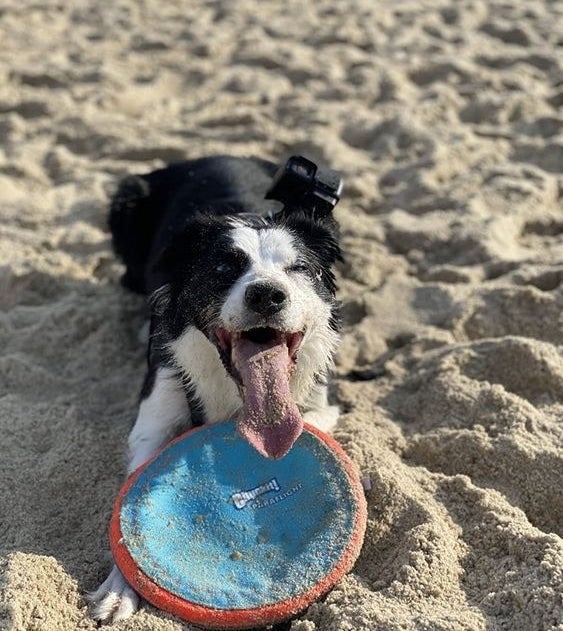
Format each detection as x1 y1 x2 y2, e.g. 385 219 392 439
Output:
88 155 343 622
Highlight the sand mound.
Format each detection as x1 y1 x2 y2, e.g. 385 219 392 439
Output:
1 0 561 630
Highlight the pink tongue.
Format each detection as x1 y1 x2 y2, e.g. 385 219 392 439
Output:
232 337 303 459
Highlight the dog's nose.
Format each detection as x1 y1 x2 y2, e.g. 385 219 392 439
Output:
245 282 288 315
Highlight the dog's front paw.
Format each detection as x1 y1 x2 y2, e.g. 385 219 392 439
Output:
304 404 339 433
88 565 140 623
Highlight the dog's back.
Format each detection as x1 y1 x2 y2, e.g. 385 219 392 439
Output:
109 156 278 294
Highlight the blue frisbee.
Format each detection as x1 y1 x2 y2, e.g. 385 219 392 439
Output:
110 420 367 629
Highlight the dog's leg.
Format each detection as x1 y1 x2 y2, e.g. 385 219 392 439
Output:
126 366 188 474
88 366 188 623
87 566 139 623
302 382 339 433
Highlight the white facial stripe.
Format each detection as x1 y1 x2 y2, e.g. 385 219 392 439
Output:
229 225 297 270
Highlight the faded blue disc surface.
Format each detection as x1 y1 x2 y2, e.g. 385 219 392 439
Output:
119 420 357 610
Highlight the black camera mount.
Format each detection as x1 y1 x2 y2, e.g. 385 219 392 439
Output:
265 156 343 217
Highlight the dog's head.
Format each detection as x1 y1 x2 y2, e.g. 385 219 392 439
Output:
152 207 341 459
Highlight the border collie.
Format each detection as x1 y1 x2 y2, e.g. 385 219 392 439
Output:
88 155 342 622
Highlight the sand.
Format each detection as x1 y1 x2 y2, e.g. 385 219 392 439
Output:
0 0 561 629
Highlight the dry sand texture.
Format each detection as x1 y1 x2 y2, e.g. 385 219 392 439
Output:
1 0 562 629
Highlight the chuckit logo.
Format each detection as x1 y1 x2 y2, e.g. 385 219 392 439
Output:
231 478 280 509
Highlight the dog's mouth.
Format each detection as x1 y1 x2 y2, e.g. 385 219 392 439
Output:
214 327 303 365
213 327 305 459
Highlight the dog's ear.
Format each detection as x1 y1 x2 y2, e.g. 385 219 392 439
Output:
148 284 171 315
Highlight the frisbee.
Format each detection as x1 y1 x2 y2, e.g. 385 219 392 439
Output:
110 420 367 629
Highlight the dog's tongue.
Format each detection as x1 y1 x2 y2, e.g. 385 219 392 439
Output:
232 336 303 459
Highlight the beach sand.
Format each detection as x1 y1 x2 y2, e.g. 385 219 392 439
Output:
0 0 561 629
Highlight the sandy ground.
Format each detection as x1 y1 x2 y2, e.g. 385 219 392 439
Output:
1 0 562 630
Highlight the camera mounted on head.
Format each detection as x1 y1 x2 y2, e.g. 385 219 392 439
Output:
265 156 343 218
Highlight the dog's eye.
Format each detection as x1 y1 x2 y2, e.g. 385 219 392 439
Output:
288 263 309 274
216 262 235 273
215 250 248 275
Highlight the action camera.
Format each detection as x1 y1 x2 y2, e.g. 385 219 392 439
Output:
265 156 343 216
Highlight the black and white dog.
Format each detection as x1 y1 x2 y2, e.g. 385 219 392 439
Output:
89 155 343 622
